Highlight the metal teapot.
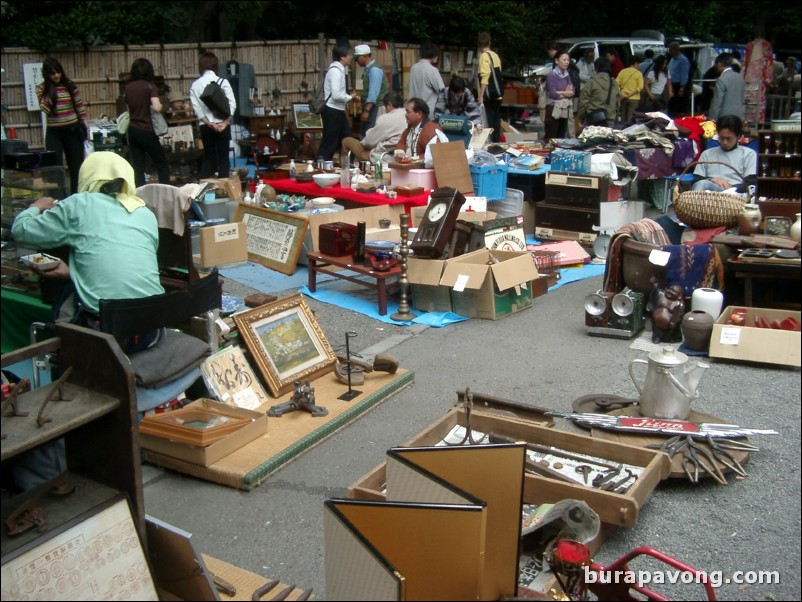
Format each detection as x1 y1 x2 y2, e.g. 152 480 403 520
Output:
629 347 709 420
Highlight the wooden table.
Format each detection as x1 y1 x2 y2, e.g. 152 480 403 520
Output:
727 256 801 309
307 252 400 315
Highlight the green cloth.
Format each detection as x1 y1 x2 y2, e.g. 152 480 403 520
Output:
11 192 163 313
1 289 52 354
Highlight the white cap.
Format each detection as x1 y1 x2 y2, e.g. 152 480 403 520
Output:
354 44 371 57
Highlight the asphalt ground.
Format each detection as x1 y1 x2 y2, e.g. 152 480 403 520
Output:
141 265 802 601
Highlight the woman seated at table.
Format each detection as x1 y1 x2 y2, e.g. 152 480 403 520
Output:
11 152 164 342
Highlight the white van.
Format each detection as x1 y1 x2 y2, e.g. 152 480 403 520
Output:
556 37 667 65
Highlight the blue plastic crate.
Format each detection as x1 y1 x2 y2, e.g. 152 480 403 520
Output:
549 149 591 175
470 163 509 201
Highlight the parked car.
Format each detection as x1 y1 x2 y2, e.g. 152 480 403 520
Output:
554 37 668 65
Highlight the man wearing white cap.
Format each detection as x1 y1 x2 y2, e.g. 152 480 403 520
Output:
409 42 445 117
354 44 388 136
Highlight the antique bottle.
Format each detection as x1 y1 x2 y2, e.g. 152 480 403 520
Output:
289 159 296 180
737 203 762 236
791 213 802 243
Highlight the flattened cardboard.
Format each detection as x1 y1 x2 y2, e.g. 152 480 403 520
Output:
431 141 474 196
139 399 267 467
709 306 801 367
199 221 247 268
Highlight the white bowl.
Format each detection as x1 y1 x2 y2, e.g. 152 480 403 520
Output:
311 196 336 207
312 173 339 188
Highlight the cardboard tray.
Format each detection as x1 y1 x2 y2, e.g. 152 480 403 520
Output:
347 407 670 528
709 306 801 367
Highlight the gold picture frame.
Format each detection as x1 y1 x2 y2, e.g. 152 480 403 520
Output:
232 294 336 397
233 204 309 275
293 102 324 130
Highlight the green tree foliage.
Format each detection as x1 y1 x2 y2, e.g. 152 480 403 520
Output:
2 0 799 63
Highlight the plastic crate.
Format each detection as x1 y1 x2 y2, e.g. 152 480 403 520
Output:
470 163 509 201
549 149 591 175
488 188 524 218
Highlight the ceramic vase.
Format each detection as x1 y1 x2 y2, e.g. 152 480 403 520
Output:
791 213 802 244
691 288 724 320
738 204 762 236
682 310 715 352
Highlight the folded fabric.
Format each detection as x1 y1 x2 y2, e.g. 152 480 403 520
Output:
129 329 211 388
661 243 724 297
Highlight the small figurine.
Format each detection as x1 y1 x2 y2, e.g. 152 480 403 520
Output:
650 280 685 344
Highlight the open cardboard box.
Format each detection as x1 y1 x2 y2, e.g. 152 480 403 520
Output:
347 407 670 529
440 248 540 320
297 204 405 265
407 256 453 313
709 306 801 367
139 398 267 467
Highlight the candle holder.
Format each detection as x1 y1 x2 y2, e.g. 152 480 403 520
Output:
391 214 417 322
548 539 591 601
337 332 363 401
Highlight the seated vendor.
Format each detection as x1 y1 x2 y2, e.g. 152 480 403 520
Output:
341 91 406 162
691 115 757 193
11 151 164 343
394 97 449 168
433 76 482 125
9 152 164 492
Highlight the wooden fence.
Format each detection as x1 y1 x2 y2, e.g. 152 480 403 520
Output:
1 36 475 149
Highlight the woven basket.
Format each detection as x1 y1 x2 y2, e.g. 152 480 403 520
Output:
672 161 749 228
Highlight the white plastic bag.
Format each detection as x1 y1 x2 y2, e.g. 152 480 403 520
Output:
83 140 94 158
479 103 489 128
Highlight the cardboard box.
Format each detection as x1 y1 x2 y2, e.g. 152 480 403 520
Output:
503 88 519 105
347 407 671 528
440 249 540 320
199 221 248 268
389 167 437 189
139 398 267 467
503 131 541 144
407 257 452 313
200 176 242 202
298 205 405 265
709 306 801 367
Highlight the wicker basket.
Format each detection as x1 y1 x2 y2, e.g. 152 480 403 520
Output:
672 161 749 228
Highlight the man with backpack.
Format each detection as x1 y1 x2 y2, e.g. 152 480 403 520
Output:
319 43 360 163
477 32 503 143
354 44 388 136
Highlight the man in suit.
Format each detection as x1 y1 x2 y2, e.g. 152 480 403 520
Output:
709 53 745 121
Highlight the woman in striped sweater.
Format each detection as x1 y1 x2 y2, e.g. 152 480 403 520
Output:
37 57 89 194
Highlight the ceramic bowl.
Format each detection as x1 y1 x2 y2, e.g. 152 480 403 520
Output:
312 173 339 188
311 197 336 207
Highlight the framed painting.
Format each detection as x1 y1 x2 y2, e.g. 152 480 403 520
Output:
232 294 336 397
233 204 309 275
293 103 324 130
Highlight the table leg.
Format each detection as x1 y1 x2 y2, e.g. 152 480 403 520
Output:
744 276 753 307
376 279 387 316
308 256 317 292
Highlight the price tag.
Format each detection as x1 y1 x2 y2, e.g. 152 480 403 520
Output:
648 249 671 267
453 273 470 292
719 326 742 346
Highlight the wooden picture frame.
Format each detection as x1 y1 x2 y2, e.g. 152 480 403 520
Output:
293 102 324 130
233 204 309 275
232 294 336 397
1 495 159 601
139 406 251 447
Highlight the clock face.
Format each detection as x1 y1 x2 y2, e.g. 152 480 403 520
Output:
428 202 447 222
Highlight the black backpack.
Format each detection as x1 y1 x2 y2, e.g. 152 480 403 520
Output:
309 67 334 114
484 50 504 100
200 78 231 119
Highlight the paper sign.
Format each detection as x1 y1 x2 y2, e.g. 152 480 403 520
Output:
453 274 470 292
648 249 671 267
213 223 240 242
23 63 44 111
718 327 742 346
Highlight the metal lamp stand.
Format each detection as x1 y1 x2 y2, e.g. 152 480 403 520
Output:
391 213 417 322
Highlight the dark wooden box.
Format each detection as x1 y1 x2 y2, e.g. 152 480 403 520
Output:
319 222 358 256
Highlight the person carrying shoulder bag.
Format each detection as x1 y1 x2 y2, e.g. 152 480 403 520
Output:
577 57 620 128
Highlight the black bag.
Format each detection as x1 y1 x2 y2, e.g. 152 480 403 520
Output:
200 78 231 119
484 50 503 100
586 108 608 125
309 67 334 114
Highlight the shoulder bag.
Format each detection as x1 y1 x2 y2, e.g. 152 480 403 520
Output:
200 78 231 119
585 77 613 125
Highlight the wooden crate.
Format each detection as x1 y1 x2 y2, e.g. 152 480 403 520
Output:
347 407 671 528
